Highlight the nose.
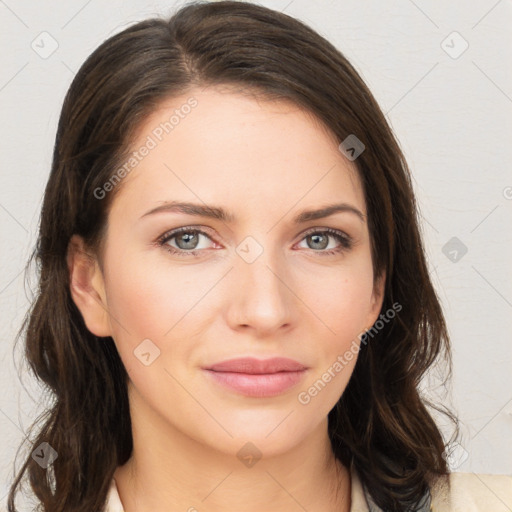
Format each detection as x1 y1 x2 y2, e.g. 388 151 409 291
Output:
225 244 297 336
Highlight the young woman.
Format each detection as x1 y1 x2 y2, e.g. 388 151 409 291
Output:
7 1 512 511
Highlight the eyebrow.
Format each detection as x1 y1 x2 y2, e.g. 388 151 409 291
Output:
140 201 365 224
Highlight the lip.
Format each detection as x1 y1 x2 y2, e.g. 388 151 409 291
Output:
202 357 308 398
205 357 307 374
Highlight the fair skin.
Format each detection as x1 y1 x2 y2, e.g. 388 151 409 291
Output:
68 86 385 512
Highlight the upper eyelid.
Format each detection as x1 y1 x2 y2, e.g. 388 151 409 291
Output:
157 225 215 244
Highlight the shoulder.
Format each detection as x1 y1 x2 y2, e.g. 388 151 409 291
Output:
104 470 512 512
104 478 125 512
430 471 512 512
349 461 512 512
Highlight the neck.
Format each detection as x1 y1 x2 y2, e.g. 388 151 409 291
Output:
113 387 351 512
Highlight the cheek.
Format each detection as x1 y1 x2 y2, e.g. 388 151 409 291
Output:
104 252 207 338
305 263 375 340
296 272 373 414
102 255 206 385
102 251 224 381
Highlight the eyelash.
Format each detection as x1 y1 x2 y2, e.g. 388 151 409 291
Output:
156 226 353 258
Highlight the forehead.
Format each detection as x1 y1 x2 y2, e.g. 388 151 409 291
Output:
110 86 365 220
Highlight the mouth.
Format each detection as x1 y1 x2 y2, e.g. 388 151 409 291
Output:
202 357 308 398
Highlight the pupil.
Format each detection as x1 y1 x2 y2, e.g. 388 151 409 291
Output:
310 234 328 250
178 232 198 249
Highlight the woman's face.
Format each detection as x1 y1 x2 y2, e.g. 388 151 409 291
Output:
75 86 384 458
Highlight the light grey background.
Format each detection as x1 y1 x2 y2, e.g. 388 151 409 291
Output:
1 0 511 509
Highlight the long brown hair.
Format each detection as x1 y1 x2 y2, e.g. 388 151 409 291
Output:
8 1 459 510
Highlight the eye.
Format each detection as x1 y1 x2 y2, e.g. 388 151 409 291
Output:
157 227 217 257
156 226 353 258
296 228 353 256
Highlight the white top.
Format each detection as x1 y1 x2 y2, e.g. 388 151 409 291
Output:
104 461 512 511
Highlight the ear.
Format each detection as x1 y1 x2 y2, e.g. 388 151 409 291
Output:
67 234 112 337
364 271 386 329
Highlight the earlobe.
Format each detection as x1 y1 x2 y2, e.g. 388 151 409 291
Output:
366 271 386 327
372 272 386 311
67 234 112 337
